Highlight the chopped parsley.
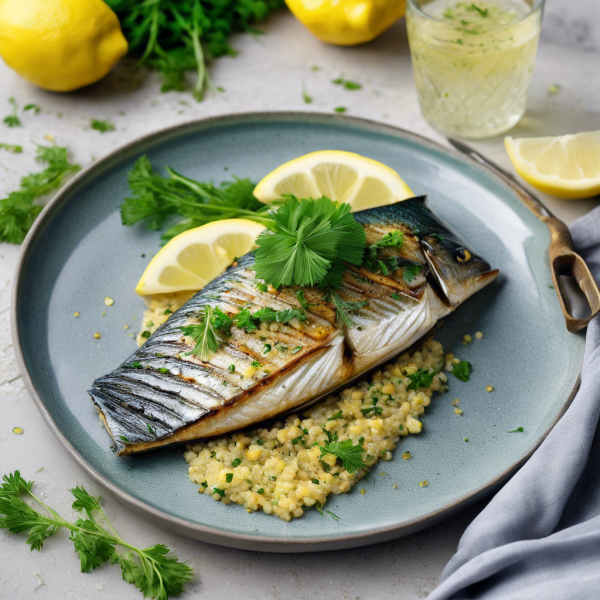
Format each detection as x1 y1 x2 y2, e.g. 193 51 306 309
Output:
332 78 362 90
256 488 264 494
262 344 272 354
146 423 155 434
228 364 236 373
291 346 302 355
296 289 312 311
327 410 343 421
452 361 472 382
3 97 20 127
0 143 22 153
508 427 524 433
163 308 173 315
302 81 313 104
334 106 347 113
90 119 115 133
235 306 306 332
407 368 435 390
403 264 423 283
255 281 268 293
23 103 41 115
316 432 367 474
140 330 151 338
225 473 233 483
232 458 241 467
212 487 225 497
391 293 402 300
181 306 232 360
250 360 261 368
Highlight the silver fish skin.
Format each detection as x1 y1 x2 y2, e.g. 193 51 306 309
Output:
89 196 498 455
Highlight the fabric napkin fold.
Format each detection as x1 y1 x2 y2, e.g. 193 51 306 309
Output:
429 205 600 600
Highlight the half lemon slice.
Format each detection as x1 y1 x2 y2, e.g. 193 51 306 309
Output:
253 150 414 210
135 219 266 295
505 131 600 200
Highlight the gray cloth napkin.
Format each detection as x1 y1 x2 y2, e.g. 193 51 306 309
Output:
428 205 600 600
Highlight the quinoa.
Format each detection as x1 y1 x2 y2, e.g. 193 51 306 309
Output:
184 339 448 521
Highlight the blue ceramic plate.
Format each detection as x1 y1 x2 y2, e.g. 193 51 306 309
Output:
13 113 584 552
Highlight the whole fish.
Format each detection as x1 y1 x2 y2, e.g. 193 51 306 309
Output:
90 197 498 455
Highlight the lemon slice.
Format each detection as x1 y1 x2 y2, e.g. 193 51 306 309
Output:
505 131 600 200
135 219 266 296
253 150 414 211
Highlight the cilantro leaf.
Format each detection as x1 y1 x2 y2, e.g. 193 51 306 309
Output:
403 264 423 283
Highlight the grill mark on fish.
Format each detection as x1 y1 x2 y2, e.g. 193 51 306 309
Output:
89 197 499 455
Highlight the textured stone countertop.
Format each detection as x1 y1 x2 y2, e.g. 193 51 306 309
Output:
1 1 599 598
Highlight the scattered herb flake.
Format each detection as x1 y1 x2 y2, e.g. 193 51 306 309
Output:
0 143 23 153
508 427 524 433
3 97 20 127
452 361 472 382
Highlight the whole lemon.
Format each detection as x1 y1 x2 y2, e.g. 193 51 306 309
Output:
285 0 406 46
0 0 128 92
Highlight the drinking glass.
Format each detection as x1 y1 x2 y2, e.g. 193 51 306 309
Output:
406 0 545 139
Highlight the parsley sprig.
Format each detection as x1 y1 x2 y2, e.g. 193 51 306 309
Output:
0 471 192 599
0 145 80 243
316 432 367 474
181 306 232 360
105 0 285 101
254 195 366 288
120 156 272 243
3 97 20 127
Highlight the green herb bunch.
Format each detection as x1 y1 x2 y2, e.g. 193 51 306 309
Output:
316 431 367 474
120 156 272 243
0 145 80 244
0 471 192 600
254 195 366 289
105 0 285 101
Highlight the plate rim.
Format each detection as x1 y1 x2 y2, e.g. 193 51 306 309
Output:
11 111 581 552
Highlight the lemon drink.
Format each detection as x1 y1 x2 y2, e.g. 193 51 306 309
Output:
407 0 544 138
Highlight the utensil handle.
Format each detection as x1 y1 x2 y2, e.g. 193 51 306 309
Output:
545 216 600 332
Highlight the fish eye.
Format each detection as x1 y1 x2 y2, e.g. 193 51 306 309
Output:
456 248 472 263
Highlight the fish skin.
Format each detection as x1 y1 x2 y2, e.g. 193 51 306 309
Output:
89 197 498 455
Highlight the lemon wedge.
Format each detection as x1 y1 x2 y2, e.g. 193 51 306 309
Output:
253 150 414 211
135 219 266 296
505 132 600 200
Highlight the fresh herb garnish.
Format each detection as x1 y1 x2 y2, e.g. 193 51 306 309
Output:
403 264 423 283
147 423 155 434
3 97 20 127
228 364 236 373
0 471 192 599
105 0 284 101
302 81 313 104
452 361 472 382
23 104 41 115
254 195 366 289
262 344 271 354
213 487 225 497
250 360 261 368
141 330 151 338
334 106 347 113
391 293 402 300
363 230 405 275
508 427 524 433
0 143 23 153
316 432 367 474
120 156 271 243
0 144 80 243
255 281 268 293
225 473 233 483
232 458 241 467
91 119 115 133
290 346 302 355
296 289 312 310
181 306 232 360
315 502 340 521
407 368 435 390
332 78 362 90
234 306 306 332
328 292 368 328
327 410 343 421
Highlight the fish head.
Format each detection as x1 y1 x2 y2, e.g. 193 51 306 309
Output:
420 234 499 306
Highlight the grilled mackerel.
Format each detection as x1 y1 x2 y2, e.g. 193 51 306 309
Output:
90 197 498 455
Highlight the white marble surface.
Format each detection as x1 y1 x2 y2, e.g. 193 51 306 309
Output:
1 2 599 598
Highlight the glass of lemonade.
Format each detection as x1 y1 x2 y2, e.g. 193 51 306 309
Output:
406 0 545 139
